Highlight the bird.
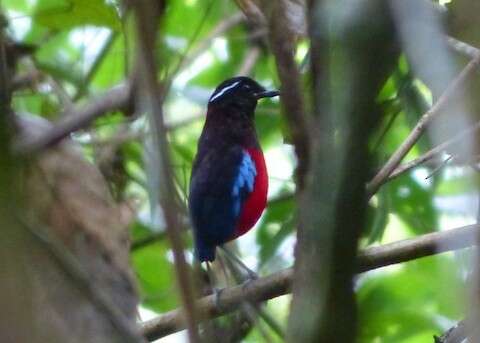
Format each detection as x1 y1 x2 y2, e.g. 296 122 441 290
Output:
189 76 279 264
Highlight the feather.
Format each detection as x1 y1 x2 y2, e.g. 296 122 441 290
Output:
189 147 257 261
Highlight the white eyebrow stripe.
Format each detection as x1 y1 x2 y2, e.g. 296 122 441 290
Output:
209 81 241 102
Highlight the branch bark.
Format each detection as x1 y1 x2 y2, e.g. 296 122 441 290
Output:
447 36 480 59
14 83 132 155
175 12 244 74
203 117 480 221
131 2 200 343
288 2 399 342
388 120 480 180
15 217 143 343
434 320 467 343
261 0 310 189
367 49 480 197
141 224 479 341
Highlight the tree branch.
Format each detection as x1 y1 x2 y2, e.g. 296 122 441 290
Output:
261 1 310 189
15 216 144 343
388 120 480 181
132 2 200 342
447 36 480 59
237 46 261 76
288 2 399 342
367 52 480 197
434 320 467 343
14 82 132 155
142 224 479 341
160 10 244 100
174 12 244 74
12 69 43 91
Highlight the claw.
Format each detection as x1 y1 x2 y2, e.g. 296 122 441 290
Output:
241 278 255 292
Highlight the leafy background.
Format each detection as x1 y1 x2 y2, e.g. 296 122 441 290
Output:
3 0 477 341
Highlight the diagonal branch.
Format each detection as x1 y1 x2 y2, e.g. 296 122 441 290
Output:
388 120 480 181
367 52 480 197
142 224 479 341
261 1 310 189
131 115 480 253
14 82 132 155
447 36 480 59
173 12 244 75
13 12 245 157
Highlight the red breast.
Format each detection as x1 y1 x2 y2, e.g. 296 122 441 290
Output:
233 148 268 238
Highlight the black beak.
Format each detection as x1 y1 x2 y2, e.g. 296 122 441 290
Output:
255 90 280 99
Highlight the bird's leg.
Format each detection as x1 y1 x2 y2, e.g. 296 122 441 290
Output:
215 253 230 286
205 261 223 309
218 254 284 341
219 246 258 280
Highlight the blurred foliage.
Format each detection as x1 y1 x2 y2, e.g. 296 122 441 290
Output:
358 255 466 342
4 0 478 342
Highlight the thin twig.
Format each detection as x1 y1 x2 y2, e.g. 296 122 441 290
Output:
237 46 261 76
142 224 479 340
74 31 119 101
11 70 43 91
162 10 244 99
47 75 74 112
447 36 480 59
262 1 310 189
173 11 243 75
388 120 480 180
14 82 132 155
132 2 200 342
424 155 452 180
80 129 145 146
116 115 480 257
131 232 166 251
372 105 402 153
367 53 480 197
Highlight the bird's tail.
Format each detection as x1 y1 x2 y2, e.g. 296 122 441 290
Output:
195 238 216 262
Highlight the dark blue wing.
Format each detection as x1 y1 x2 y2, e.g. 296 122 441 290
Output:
189 146 257 261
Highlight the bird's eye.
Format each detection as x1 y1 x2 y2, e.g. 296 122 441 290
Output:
243 84 251 90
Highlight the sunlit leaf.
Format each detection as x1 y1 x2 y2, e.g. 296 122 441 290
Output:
131 240 178 313
256 194 295 267
34 0 120 30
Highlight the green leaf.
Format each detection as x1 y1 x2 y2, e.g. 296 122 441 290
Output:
34 0 120 30
437 173 479 196
364 191 390 243
3 0 32 12
358 255 465 342
256 194 295 266
386 173 437 235
131 240 179 313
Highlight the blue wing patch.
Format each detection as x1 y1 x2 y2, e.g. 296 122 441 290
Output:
232 152 257 216
189 147 257 261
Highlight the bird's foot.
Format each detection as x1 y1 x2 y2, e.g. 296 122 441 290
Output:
240 277 257 292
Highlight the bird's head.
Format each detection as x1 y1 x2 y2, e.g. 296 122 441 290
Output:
207 76 279 114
